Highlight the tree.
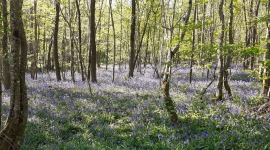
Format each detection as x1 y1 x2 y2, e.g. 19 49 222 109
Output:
2 0 11 89
216 0 225 101
53 0 61 81
75 0 85 81
189 0 197 83
262 0 270 96
128 0 136 78
0 4 2 128
0 0 28 148
223 0 234 98
162 0 192 124
31 0 38 79
90 0 97 82
109 0 116 82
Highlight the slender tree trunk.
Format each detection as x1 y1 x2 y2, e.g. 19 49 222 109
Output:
189 0 197 84
31 0 38 79
119 0 123 70
128 0 136 78
223 0 234 98
216 0 225 101
67 0 75 82
90 0 97 82
2 0 11 89
109 0 116 82
75 0 85 81
61 28 66 81
0 0 28 148
106 6 110 71
53 1 61 81
162 0 192 124
47 34 53 72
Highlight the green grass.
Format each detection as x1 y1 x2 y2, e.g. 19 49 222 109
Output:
1 68 270 149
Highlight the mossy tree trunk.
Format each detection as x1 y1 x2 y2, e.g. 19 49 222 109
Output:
161 0 192 124
262 0 270 96
0 0 28 148
2 0 11 90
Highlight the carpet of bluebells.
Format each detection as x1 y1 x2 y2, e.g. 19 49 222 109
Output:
1 65 270 149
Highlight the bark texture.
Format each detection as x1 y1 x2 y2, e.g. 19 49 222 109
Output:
216 0 225 101
0 0 28 148
53 1 61 81
2 0 11 89
90 0 97 82
128 0 136 78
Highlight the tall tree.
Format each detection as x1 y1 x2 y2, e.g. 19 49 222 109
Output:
262 0 270 96
128 0 136 78
223 0 234 98
90 0 97 82
75 0 85 81
0 0 28 148
53 0 61 81
189 0 197 84
216 0 225 101
109 0 116 82
162 0 192 124
31 0 38 79
2 0 11 89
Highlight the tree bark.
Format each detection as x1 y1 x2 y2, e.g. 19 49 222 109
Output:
90 0 97 82
31 0 38 79
223 0 234 98
75 0 85 81
0 7 2 128
2 0 11 89
128 0 136 78
0 0 28 148
189 0 197 84
53 1 61 81
109 0 116 82
216 0 225 101
262 0 270 96
162 0 192 124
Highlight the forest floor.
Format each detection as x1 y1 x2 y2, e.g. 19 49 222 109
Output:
1 65 270 149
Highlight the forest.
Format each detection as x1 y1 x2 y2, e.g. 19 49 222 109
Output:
0 0 270 149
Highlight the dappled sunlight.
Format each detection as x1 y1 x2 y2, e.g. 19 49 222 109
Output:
1 66 269 149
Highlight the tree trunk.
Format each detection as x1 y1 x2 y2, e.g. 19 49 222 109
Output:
119 0 123 70
216 0 225 101
0 0 28 148
189 0 197 84
223 0 234 98
162 0 192 124
53 1 61 81
75 0 85 81
128 0 136 78
68 0 75 82
262 0 270 97
47 34 53 72
2 0 11 89
109 0 116 82
31 0 38 79
0 8 2 128
106 6 110 71
90 0 97 82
